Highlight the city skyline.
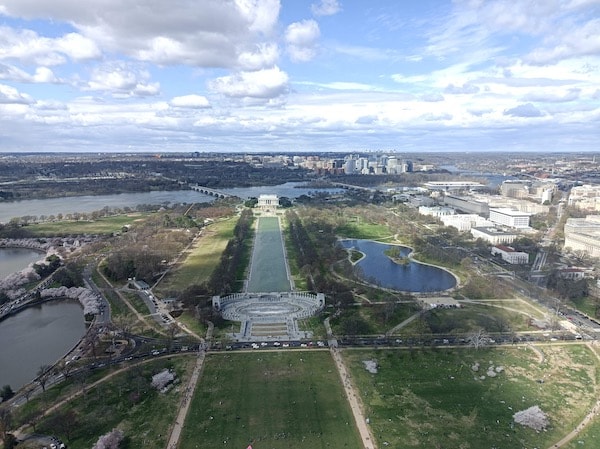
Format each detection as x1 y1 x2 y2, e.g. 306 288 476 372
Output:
0 0 599 153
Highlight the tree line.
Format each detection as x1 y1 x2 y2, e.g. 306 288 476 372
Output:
206 209 254 295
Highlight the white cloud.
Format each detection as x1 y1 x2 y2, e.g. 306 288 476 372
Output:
0 84 33 104
444 83 480 94
86 63 160 97
32 67 59 83
311 0 341 16
285 20 320 63
0 27 100 65
523 88 581 103
0 0 281 70
331 44 403 62
170 94 211 109
526 18 600 64
421 93 445 102
208 66 289 99
504 103 544 117
425 0 600 68
0 63 31 82
299 81 380 91
34 100 68 110
237 43 279 71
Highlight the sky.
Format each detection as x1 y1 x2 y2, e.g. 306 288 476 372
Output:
0 0 599 153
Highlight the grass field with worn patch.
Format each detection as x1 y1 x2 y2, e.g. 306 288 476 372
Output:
344 344 600 449
154 218 236 294
179 351 362 449
15 357 196 449
25 214 147 235
396 301 536 335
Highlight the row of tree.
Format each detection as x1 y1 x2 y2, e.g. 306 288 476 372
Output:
207 209 254 295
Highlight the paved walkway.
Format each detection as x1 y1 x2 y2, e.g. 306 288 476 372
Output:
330 346 377 449
385 311 421 336
166 351 206 449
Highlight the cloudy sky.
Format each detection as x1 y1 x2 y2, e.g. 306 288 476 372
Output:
0 0 599 153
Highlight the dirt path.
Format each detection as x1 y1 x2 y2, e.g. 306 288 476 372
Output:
386 311 421 336
166 351 206 449
528 344 545 364
545 342 600 449
330 347 377 449
13 354 192 439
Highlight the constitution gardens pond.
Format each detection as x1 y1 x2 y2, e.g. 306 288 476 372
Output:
339 239 457 292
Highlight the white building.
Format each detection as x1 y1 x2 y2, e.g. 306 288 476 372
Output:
564 215 600 257
568 185 600 212
559 268 585 280
541 188 553 204
423 181 486 192
440 214 494 232
471 227 518 244
491 245 529 264
489 208 531 229
257 194 279 210
418 206 455 218
343 158 357 174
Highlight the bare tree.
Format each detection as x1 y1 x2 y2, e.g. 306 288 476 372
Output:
166 323 180 350
55 359 74 380
47 410 78 441
0 407 12 442
36 364 53 392
113 314 136 336
467 328 490 350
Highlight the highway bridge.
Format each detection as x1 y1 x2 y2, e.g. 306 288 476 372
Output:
190 184 237 199
330 182 379 192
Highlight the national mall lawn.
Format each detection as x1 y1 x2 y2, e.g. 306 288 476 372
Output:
178 350 362 449
344 343 600 449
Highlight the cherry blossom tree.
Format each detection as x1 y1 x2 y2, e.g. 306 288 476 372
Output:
513 405 549 431
92 428 124 449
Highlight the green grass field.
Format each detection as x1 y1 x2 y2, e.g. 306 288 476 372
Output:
179 351 362 449
15 357 196 449
344 344 600 449
336 221 393 240
25 214 147 235
154 218 236 294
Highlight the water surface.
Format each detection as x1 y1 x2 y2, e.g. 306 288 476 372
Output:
0 300 86 390
340 239 456 292
0 247 44 278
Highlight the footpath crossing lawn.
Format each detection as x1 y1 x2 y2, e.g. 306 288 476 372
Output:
344 344 600 449
178 351 361 449
247 216 291 292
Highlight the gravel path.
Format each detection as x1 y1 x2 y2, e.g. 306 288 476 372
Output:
166 351 206 449
330 346 377 449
